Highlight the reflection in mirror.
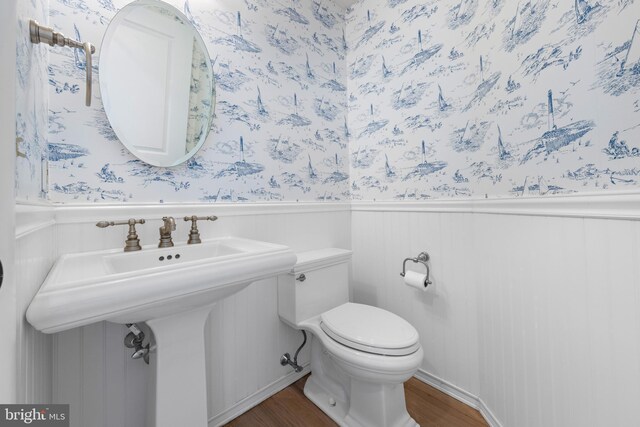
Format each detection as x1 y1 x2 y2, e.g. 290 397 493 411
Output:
99 0 215 167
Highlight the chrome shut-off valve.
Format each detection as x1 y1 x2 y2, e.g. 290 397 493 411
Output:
124 323 150 364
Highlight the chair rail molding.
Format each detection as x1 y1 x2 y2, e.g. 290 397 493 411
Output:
16 190 640 238
15 201 55 239
53 201 351 224
351 190 640 220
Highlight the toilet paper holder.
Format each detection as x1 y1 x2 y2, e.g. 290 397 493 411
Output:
400 252 432 286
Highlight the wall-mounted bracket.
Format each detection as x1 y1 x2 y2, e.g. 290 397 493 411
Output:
29 20 95 106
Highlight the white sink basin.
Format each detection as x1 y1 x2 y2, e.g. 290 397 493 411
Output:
27 236 296 427
106 239 243 274
27 236 296 333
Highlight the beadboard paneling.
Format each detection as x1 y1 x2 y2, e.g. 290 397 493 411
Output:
352 209 640 427
351 211 480 396
206 278 311 418
15 222 56 404
21 197 640 427
50 207 350 427
474 214 640 427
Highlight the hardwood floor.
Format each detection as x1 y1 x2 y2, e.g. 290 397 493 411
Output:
224 375 488 427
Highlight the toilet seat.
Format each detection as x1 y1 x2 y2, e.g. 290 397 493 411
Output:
320 303 420 356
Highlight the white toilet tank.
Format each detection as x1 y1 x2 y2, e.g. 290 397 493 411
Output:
278 248 352 328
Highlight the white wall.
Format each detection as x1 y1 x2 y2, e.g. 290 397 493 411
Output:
45 203 350 427
15 210 56 404
475 212 640 427
351 194 640 427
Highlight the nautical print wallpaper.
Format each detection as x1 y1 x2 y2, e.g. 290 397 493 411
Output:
346 0 640 200
16 0 49 201
17 0 640 203
46 0 349 203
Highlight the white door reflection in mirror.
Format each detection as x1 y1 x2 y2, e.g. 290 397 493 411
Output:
99 0 215 168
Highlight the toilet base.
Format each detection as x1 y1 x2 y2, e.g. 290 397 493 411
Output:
304 373 419 427
304 374 349 425
303 334 420 427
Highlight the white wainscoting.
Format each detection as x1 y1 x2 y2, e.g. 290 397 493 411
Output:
351 197 640 427
16 194 640 427
351 210 481 398
14 204 56 405
44 202 351 427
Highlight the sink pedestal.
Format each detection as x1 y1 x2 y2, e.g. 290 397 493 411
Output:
147 306 213 427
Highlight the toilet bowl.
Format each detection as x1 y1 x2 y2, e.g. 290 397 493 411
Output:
278 249 423 427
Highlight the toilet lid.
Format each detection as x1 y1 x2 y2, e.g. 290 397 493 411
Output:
320 303 420 356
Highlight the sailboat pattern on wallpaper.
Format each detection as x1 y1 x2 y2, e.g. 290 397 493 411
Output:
347 0 640 200
21 0 640 202
45 0 349 203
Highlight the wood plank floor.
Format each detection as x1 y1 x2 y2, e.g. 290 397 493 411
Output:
225 375 488 427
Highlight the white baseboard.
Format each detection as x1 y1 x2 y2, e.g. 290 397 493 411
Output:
413 369 503 427
208 365 310 427
477 398 503 427
210 366 502 427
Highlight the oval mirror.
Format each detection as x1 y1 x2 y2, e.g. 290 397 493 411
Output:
99 0 215 167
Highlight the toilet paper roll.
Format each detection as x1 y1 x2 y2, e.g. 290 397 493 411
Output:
403 270 428 291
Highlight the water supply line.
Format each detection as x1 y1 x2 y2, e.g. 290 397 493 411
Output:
280 330 307 373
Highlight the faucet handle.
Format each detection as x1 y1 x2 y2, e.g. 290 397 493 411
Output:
183 215 218 244
96 219 146 252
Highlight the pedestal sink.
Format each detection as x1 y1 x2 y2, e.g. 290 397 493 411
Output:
27 237 296 427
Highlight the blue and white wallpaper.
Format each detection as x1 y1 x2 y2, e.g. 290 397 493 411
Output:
16 0 49 201
46 0 349 203
16 0 640 203
346 0 640 199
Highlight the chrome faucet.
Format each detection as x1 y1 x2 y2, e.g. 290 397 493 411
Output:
158 216 176 248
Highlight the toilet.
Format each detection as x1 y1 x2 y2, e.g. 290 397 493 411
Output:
278 248 424 427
